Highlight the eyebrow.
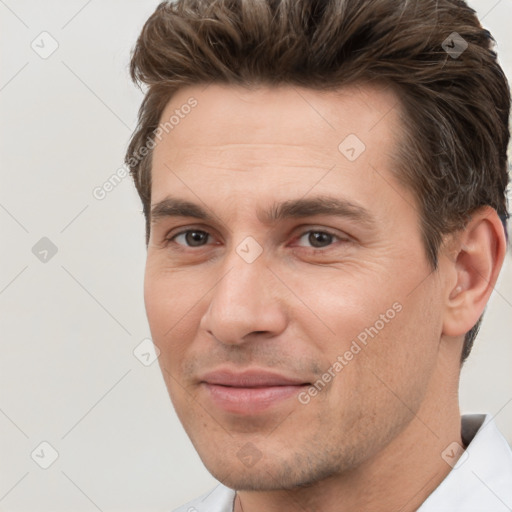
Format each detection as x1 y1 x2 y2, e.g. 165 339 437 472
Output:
150 195 375 227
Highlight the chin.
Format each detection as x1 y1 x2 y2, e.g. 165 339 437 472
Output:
200 448 345 492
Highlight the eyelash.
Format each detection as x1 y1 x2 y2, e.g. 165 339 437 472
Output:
165 228 348 251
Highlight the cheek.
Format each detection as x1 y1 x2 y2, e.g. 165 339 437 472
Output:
143 267 197 367
143 272 168 338
293 270 402 355
317 272 442 405
144 261 193 327
346 288 442 404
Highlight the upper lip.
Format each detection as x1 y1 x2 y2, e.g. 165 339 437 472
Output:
199 369 309 387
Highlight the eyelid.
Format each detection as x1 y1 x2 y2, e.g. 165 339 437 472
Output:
165 222 217 238
291 228 348 247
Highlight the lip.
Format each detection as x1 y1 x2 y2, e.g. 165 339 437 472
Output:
200 369 309 387
199 369 310 414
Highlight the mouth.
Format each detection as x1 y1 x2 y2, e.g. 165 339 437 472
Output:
199 369 311 415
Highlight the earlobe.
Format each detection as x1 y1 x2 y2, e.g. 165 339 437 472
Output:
442 207 507 338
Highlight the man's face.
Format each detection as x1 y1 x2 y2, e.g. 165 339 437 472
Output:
145 83 446 490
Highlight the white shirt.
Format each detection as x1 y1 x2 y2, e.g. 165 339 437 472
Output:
173 414 512 512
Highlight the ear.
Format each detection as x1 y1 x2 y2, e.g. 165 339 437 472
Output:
442 206 507 338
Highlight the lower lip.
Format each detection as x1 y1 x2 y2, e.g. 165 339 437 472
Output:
202 383 307 414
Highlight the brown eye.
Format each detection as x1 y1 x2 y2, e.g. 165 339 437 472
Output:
309 232 334 248
172 230 210 247
296 230 340 249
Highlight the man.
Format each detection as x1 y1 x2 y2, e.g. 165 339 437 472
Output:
125 0 512 510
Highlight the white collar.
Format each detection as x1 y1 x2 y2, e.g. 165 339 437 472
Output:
418 413 512 511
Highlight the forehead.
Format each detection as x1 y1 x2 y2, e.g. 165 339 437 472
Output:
150 83 407 217
153 82 401 158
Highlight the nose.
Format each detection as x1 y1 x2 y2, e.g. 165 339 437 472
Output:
199 247 287 346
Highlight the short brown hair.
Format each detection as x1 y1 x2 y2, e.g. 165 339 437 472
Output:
125 0 510 362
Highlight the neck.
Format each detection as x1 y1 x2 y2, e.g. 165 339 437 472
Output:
234 355 463 512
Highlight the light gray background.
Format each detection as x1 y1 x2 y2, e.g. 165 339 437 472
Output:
0 1 511 510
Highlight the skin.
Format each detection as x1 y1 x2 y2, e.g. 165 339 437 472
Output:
144 83 506 512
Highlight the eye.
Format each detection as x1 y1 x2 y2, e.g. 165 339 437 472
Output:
166 228 347 251
295 230 345 249
170 229 212 247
